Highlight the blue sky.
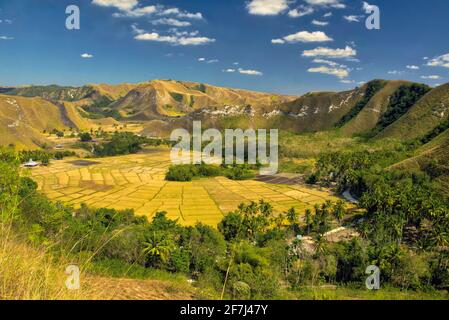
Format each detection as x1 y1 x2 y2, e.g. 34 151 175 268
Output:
0 0 448 94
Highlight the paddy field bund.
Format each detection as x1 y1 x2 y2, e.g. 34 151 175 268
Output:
28 148 340 227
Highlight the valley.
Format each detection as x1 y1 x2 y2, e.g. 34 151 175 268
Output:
1 78 448 301
28 148 340 227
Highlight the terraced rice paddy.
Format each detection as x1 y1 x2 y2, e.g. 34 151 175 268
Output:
28 148 341 227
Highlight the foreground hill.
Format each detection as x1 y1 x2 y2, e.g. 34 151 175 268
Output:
0 94 119 148
0 94 69 148
377 83 449 140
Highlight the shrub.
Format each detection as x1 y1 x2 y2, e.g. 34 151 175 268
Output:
166 165 195 182
79 132 92 142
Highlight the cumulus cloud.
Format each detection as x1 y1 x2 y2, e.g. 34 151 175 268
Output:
223 69 236 73
340 79 355 84
421 75 441 80
323 12 332 17
93 0 203 20
302 46 356 59
0 36 13 40
158 8 203 20
312 20 329 26
81 53 94 58
406 65 420 70
92 0 138 11
272 31 332 44
135 32 215 46
426 54 449 68
152 18 191 27
238 68 263 76
308 66 349 79
247 0 289 16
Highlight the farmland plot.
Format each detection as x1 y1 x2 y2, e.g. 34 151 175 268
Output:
28 148 341 226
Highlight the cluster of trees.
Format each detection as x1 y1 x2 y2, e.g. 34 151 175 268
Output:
90 132 173 157
374 84 431 133
336 80 386 127
18 149 76 165
306 148 449 290
165 163 255 182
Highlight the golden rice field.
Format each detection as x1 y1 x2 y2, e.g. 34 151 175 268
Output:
28 148 341 227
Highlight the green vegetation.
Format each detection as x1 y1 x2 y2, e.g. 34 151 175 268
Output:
79 132 93 142
169 92 184 103
194 83 207 93
374 84 431 133
2 143 448 299
336 80 386 127
81 97 122 120
165 163 255 182
93 132 145 157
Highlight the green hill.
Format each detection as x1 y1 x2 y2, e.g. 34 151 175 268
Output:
376 83 449 141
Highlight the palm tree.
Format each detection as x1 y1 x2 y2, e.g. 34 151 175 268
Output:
304 209 313 234
314 234 327 255
142 231 176 264
333 201 346 224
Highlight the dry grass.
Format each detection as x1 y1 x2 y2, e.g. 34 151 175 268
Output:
0 230 83 300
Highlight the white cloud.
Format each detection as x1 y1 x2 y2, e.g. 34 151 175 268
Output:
305 0 346 9
247 0 289 16
135 32 215 46
81 53 94 58
199 58 219 63
152 18 191 27
288 7 314 18
169 29 199 37
406 65 420 70
387 70 402 75
426 54 449 68
421 75 441 80
272 31 332 44
158 8 203 20
92 0 138 11
312 20 329 26
302 46 356 59
363 1 376 11
312 58 345 68
238 68 263 76
131 24 144 34
340 79 355 84
223 69 236 73
323 12 332 18
0 19 13 24
0 36 13 40
344 15 362 22
93 1 203 20
308 66 349 79
271 39 285 44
